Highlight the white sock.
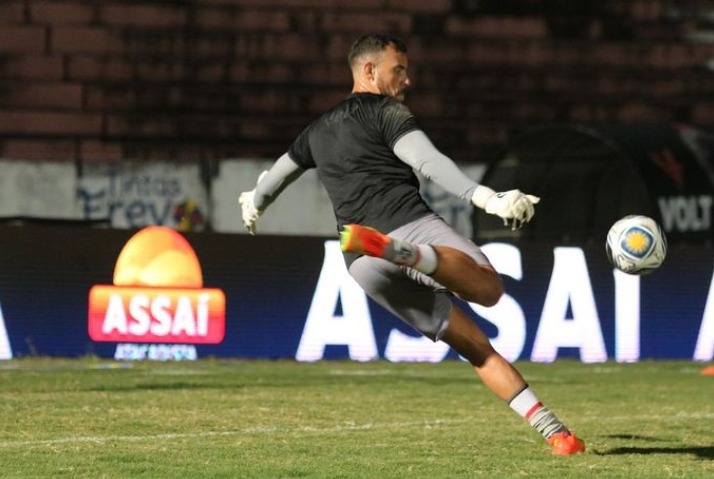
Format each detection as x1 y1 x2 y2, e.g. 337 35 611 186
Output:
387 240 438 275
508 385 541 417
411 245 438 275
509 385 568 440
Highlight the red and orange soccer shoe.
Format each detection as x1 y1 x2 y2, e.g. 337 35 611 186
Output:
548 431 586 456
340 224 391 258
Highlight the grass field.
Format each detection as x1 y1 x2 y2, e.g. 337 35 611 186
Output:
0 359 712 478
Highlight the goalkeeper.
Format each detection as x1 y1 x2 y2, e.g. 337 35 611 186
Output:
240 34 585 455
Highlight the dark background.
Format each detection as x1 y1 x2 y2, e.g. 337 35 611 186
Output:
1 0 713 164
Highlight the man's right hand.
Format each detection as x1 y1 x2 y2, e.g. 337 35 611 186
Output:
239 170 269 235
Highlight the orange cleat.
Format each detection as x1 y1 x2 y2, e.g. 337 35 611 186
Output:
340 224 391 257
547 431 586 456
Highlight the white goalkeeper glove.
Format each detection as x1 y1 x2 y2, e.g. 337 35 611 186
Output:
472 186 541 231
239 170 269 235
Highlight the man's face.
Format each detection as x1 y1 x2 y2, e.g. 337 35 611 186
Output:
372 46 410 102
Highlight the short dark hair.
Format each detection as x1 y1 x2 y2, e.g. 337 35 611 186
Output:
348 34 407 67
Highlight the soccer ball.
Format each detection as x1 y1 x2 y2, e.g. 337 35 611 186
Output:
606 215 667 275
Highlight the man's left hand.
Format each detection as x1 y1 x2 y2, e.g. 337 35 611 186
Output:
483 189 541 230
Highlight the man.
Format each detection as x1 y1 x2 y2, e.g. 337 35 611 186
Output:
239 34 585 455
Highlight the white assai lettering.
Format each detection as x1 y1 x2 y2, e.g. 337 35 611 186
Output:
102 293 211 337
297 242 648 363
0 300 12 360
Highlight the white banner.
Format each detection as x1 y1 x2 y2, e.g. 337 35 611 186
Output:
0 159 79 220
77 162 208 231
0 157 485 235
211 159 337 235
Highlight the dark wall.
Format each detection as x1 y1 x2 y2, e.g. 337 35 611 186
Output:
1 0 714 164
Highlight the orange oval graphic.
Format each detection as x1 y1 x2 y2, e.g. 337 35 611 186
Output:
113 226 203 288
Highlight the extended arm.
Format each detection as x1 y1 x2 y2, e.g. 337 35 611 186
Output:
393 130 481 200
393 130 540 230
253 153 305 210
239 153 305 234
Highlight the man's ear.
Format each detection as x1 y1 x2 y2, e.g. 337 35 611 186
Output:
363 61 375 81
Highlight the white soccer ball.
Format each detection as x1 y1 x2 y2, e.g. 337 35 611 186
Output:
606 215 667 275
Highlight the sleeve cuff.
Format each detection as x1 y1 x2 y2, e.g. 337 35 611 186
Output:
471 185 496 209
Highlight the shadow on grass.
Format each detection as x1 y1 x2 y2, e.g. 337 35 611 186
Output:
597 446 714 459
597 436 714 459
86 382 247 392
84 374 477 392
604 434 673 442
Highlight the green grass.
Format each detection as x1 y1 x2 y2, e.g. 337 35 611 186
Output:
0 359 712 478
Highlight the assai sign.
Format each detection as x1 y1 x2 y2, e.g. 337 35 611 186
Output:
295 241 714 363
88 226 225 359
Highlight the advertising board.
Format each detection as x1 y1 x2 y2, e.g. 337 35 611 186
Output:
0 224 712 362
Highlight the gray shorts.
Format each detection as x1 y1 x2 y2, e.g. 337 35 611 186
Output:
347 213 492 340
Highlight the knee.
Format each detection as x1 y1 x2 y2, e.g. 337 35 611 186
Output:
453 268 503 307
480 283 503 307
478 273 503 307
